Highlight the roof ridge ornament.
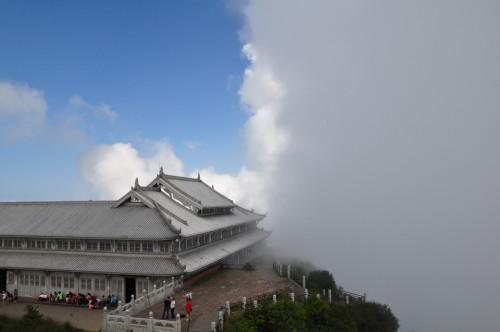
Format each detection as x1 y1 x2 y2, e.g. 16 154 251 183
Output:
135 177 139 189
197 172 200 180
159 166 164 175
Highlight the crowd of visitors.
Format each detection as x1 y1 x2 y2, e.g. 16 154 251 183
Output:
36 291 119 309
1 289 18 305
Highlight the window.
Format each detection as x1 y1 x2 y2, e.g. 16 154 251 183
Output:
41 276 46 287
5 239 12 248
142 243 153 252
81 278 92 290
129 242 140 252
137 280 149 293
64 277 69 288
7 273 14 284
69 241 78 250
51 276 62 288
158 242 168 253
111 279 122 294
87 241 98 251
58 240 68 250
30 275 39 286
36 240 46 249
94 278 105 291
116 242 127 252
99 242 111 252
20 274 27 285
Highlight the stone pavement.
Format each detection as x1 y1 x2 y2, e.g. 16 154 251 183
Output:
136 266 301 332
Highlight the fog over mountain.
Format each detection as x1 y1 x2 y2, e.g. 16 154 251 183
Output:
235 1 500 331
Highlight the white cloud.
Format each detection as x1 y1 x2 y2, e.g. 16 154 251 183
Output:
78 141 183 200
69 95 118 124
0 80 47 140
189 166 268 213
184 140 200 150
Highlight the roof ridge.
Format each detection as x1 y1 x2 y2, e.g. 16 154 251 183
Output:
0 201 115 205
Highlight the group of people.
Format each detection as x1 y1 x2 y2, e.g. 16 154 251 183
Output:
161 290 193 320
37 291 119 309
1 289 18 305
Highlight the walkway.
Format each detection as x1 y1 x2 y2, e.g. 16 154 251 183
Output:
136 266 301 332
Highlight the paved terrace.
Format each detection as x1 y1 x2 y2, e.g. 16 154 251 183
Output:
136 266 302 332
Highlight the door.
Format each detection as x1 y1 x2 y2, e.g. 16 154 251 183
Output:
125 277 136 303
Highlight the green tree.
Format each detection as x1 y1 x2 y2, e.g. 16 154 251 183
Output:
351 302 399 332
307 270 338 296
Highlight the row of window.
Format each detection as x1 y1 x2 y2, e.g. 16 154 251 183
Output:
1 223 256 254
11 273 122 294
1 239 168 253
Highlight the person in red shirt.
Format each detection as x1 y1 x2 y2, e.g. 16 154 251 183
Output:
185 299 192 319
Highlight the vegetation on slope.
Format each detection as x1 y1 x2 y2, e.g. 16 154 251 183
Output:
0 304 81 332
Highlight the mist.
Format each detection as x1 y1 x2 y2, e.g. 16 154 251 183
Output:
239 1 500 331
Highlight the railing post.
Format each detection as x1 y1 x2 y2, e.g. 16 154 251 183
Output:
305 289 309 299
242 297 246 311
302 275 306 289
316 294 320 299
346 295 350 305
211 322 216 332
102 307 108 331
219 311 224 330
118 300 122 311
328 289 332 303
272 294 276 303
153 284 157 302
226 300 230 316
124 309 130 330
291 293 295 302
176 314 181 332
253 299 257 308
148 311 153 332
131 294 135 314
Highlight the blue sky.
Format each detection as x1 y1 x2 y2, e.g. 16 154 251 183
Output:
1 1 249 201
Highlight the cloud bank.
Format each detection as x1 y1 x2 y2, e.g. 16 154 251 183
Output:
238 1 500 332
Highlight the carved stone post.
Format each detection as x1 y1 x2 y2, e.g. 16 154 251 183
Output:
219 311 224 330
302 275 306 289
102 307 107 331
211 322 216 332
242 297 246 311
328 289 332 303
253 299 257 308
346 295 349 305
305 289 309 299
291 293 295 302
124 309 130 330
148 311 153 332
176 314 181 332
226 300 230 316
131 295 135 314
272 294 276 303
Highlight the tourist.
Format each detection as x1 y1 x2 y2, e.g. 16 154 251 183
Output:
170 297 175 319
185 290 193 303
2 291 7 306
13 289 18 304
162 296 171 320
185 298 192 320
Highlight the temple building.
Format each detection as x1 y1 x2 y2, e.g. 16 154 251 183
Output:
0 168 270 301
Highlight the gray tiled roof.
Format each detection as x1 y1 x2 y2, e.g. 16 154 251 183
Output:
178 228 271 273
161 175 236 208
0 201 178 239
144 191 264 236
0 250 184 276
